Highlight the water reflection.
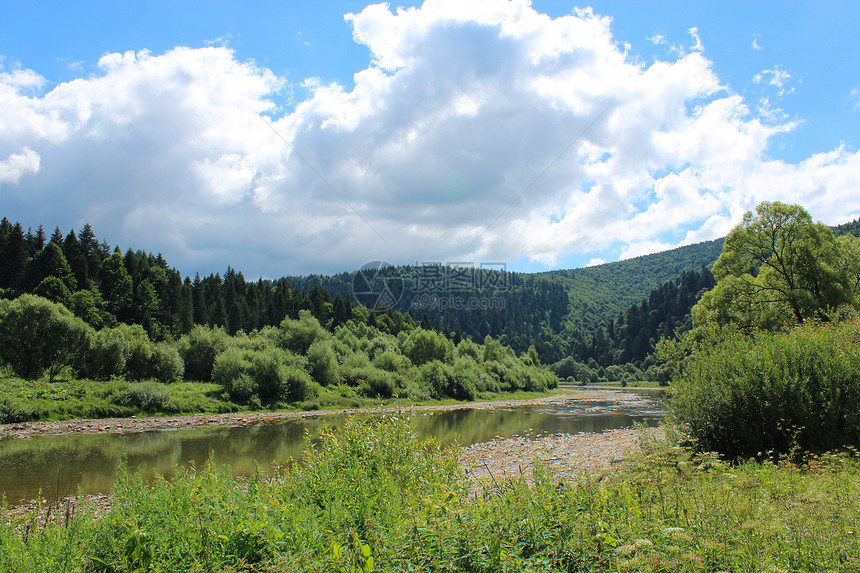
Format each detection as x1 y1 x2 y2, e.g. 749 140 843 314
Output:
0 397 661 503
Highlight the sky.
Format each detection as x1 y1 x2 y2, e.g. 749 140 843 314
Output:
1 1 859 279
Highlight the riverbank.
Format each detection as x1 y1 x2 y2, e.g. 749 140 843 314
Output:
4 389 661 519
0 388 657 439
4 413 855 572
461 426 662 492
7 420 658 522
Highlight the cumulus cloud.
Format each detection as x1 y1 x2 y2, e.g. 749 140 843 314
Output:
0 147 40 184
0 0 858 278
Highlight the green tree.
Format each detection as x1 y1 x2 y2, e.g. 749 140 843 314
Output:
24 242 77 293
0 294 93 380
100 251 134 322
694 201 859 331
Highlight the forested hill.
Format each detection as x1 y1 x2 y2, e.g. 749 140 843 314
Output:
285 239 724 363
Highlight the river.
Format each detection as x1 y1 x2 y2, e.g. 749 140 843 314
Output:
0 391 663 503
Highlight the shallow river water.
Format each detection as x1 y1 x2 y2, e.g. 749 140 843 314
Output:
0 393 663 503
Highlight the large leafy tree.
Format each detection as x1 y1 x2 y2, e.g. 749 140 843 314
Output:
0 294 93 380
693 201 860 331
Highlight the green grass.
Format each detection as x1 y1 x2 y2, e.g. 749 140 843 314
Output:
1 416 857 572
0 377 235 422
0 376 563 423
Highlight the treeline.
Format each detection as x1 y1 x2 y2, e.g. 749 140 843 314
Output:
0 218 423 342
0 293 555 421
0 217 725 364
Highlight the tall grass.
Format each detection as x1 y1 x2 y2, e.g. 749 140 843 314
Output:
2 416 858 572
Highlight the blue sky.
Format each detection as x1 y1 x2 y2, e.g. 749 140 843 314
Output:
1 1 858 277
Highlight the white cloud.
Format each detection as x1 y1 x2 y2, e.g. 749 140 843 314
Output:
751 35 763 50
852 88 860 112
0 0 858 278
647 34 666 46
687 27 704 52
0 147 40 184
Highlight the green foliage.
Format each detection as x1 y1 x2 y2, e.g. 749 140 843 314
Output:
277 310 329 354
116 323 152 381
178 325 233 382
3 418 859 572
0 395 34 423
695 201 860 331
108 381 176 413
0 294 93 380
212 346 255 403
150 342 184 383
670 320 860 460
82 326 130 380
32 275 71 306
250 348 290 401
307 338 338 386
401 328 452 366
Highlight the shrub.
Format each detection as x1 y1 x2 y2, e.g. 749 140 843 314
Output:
117 324 153 381
178 325 233 381
372 350 409 373
670 320 860 460
281 364 313 402
401 329 451 366
276 310 328 354
419 360 454 400
450 357 479 400
307 339 338 386
0 294 93 380
83 326 130 380
0 396 34 423
363 368 395 398
151 342 184 383
109 381 175 413
250 348 288 401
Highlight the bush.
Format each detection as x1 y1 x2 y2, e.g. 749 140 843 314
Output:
307 339 338 386
670 320 860 460
0 396 35 423
117 324 153 381
362 368 395 398
151 342 184 383
281 364 313 402
250 348 288 401
83 326 130 380
372 350 409 373
276 310 328 354
401 329 451 366
419 360 454 400
0 294 93 380
178 325 233 381
109 381 175 413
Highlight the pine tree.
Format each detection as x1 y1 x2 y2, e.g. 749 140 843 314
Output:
100 251 134 322
63 229 89 289
1 222 29 291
